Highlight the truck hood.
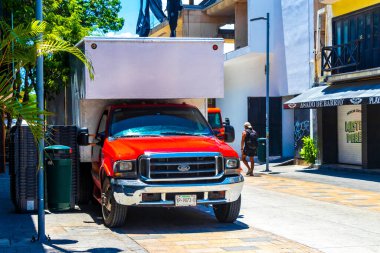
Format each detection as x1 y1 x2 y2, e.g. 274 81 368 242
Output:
103 136 238 159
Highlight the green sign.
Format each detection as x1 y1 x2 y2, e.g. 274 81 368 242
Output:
345 121 362 143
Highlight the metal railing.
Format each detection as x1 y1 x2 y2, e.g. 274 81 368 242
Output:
321 39 362 76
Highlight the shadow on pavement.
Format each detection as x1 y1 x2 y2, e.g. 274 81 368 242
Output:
114 205 249 235
80 201 249 235
45 241 123 253
296 167 380 183
1 170 125 253
77 203 103 225
79 196 250 236
0 170 44 252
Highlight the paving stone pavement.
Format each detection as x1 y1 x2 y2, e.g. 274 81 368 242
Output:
1 166 322 253
0 170 146 253
119 205 321 253
240 163 380 253
245 166 380 213
126 226 321 253
7 161 378 253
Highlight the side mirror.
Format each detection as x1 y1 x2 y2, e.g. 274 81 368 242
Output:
77 128 89 146
224 125 235 143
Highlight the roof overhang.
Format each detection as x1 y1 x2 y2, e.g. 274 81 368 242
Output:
206 0 246 17
284 83 380 109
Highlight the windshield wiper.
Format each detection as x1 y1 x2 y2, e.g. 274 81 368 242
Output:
160 132 205 136
110 134 160 139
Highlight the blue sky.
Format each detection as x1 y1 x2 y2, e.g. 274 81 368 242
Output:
112 1 168 37
106 1 139 37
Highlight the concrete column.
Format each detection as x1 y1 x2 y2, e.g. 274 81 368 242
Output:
362 104 368 168
363 104 380 169
235 2 248 49
317 108 323 165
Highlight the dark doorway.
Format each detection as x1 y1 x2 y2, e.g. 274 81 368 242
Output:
247 97 282 156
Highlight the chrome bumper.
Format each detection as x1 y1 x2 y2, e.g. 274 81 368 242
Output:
111 175 244 206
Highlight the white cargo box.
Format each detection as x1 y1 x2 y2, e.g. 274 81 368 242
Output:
70 37 224 162
72 37 224 100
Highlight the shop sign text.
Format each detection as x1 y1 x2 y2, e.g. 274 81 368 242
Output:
369 96 380 104
300 99 344 108
345 120 362 143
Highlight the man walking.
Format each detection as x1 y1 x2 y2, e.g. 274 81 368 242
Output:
241 122 257 176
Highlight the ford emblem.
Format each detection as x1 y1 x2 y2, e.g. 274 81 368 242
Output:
177 164 191 172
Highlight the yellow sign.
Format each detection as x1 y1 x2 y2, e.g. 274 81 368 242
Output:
332 0 380 17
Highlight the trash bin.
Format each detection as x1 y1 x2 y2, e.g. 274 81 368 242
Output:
45 145 72 211
257 138 266 163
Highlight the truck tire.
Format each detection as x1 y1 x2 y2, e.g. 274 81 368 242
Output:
213 195 241 223
101 177 127 228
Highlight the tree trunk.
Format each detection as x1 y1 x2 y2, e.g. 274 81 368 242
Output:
22 66 30 103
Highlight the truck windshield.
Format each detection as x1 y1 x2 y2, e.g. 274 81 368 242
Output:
109 107 213 137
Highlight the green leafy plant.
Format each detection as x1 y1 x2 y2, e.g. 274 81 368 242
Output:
299 136 317 164
0 20 93 142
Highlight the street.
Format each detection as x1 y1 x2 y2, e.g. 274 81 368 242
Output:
242 165 380 253
1 164 380 252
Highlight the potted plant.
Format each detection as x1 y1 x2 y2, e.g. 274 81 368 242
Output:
299 136 318 167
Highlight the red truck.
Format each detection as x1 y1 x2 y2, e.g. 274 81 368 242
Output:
70 37 244 227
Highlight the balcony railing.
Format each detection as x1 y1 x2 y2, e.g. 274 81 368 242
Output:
321 39 361 76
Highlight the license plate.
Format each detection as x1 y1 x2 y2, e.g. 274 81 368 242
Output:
175 195 197 207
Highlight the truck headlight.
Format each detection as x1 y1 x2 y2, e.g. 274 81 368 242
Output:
225 158 239 169
114 161 134 171
113 160 137 178
225 158 241 175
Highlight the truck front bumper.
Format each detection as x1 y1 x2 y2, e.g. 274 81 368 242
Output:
111 175 244 206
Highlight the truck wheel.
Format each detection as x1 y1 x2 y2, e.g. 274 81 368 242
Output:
213 196 241 223
101 177 127 228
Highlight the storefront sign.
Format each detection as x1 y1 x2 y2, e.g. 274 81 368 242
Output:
299 99 344 108
369 96 380 104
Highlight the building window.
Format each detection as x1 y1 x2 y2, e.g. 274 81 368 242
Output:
331 4 380 73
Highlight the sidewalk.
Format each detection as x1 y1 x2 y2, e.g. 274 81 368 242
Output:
242 160 380 193
0 170 146 253
241 161 380 213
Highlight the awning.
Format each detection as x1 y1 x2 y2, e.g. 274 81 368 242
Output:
284 83 380 109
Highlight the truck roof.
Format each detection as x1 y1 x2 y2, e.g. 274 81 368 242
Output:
108 103 197 111
76 36 224 47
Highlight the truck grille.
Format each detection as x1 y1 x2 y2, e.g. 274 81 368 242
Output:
139 152 224 182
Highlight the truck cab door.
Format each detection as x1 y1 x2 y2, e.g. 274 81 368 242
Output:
91 111 108 182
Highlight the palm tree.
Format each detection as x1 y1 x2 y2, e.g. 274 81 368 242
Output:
0 20 93 141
